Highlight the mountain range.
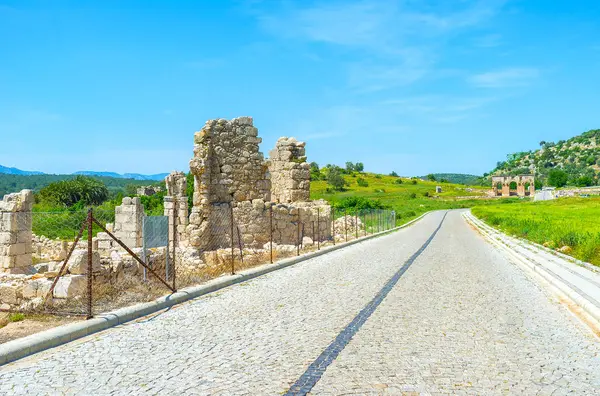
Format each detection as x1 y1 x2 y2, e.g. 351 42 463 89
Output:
0 165 168 181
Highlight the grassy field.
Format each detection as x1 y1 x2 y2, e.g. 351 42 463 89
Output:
310 173 509 224
472 197 600 266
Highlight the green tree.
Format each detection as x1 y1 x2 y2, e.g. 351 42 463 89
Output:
356 177 369 187
37 176 109 207
547 169 568 187
327 167 346 191
427 174 436 181
389 171 398 177
345 162 355 173
354 162 364 172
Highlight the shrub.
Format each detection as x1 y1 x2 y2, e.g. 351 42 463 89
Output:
356 177 369 187
411 179 418 185
423 191 430 197
374 174 382 179
9 313 25 322
548 169 568 187
409 193 417 199
395 178 403 184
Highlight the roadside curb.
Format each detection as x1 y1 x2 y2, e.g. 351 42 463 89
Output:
463 211 600 332
0 211 433 366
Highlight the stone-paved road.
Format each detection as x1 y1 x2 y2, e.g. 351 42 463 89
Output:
1 210 599 395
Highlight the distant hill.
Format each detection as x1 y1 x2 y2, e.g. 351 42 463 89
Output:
0 165 168 182
419 173 484 185
0 165 45 176
490 129 599 186
72 171 169 181
0 174 158 197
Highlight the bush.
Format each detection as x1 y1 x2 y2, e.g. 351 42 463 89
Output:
423 191 430 197
333 197 388 210
389 171 399 177
411 179 418 185
37 176 109 207
547 169 568 187
356 177 369 187
409 193 417 199
426 174 436 181
327 167 346 191
374 174 382 179
395 178 403 184
9 313 25 322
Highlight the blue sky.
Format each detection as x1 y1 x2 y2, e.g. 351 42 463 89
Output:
1 0 599 176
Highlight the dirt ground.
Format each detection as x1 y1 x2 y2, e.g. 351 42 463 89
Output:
0 313 81 345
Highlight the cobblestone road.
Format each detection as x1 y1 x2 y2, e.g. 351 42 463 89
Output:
1 210 599 395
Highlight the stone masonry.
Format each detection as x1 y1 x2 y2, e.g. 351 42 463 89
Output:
187 117 271 249
269 137 311 203
164 171 189 246
0 190 34 274
185 117 331 250
113 197 144 248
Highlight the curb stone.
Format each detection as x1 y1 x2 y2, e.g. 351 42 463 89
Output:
0 211 435 366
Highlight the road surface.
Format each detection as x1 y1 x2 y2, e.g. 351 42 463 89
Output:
1 210 599 395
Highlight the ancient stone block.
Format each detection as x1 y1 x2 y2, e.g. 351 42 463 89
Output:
67 249 101 275
53 275 86 299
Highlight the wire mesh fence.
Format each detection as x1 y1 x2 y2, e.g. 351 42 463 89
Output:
1 201 396 319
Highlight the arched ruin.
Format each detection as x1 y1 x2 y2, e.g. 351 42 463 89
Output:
491 175 535 197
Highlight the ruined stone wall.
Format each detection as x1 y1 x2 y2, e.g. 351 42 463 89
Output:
187 117 271 249
234 200 331 248
269 137 311 203
113 197 144 248
164 171 189 246
0 190 34 274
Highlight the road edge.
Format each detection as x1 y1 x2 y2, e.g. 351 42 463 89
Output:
463 210 600 335
0 211 435 366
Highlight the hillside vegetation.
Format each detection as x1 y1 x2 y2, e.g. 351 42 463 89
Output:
0 174 156 198
310 170 506 224
491 129 599 187
473 198 600 266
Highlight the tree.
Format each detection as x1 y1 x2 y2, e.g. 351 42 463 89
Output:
547 169 568 187
37 176 109 207
326 167 346 191
354 162 364 172
389 171 398 177
576 175 594 187
427 174 436 181
345 162 355 173
309 162 321 181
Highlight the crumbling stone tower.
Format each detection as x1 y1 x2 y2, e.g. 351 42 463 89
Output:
188 117 271 248
269 137 311 203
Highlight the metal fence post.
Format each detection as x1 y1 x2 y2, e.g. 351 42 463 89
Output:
312 221 315 246
362 210 366 236
172 198 177 291
230 203 235 275
332 207 336 245
354 209 358 239
87 208 93 319
270 205 273 264
297 221 300 256
344 208 348 242
317 208 320 250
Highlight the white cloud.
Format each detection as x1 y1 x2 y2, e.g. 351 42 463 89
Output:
469 67 540 88
252 0 509 92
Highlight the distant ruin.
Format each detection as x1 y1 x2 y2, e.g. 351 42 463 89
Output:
184 117 330 250
492 175 535 197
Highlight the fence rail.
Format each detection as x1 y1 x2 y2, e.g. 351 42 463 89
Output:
1 201 396 319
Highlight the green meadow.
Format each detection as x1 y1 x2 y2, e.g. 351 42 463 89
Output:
472 197 600 266
310 173 507 224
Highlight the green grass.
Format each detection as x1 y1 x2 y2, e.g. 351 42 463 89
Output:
311 173 508 225
8 313 25 322
472 197 600 266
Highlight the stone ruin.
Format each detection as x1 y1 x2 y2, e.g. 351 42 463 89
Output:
184 117 331 251
492 175 535 197
0 190 34 275
0 116 333 311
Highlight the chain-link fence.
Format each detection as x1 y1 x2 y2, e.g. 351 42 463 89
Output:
1 201 396 319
